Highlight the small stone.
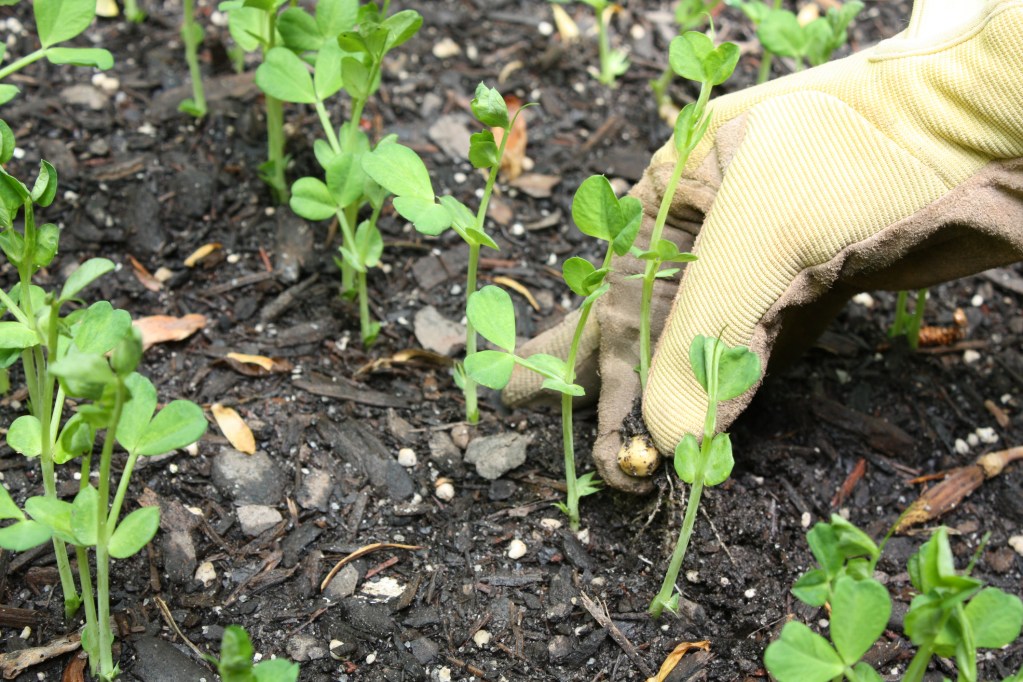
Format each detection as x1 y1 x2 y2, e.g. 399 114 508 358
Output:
975 427 999 444
408 637 439 664
963 349 982 364
968 433 980 447
194 561 216 587
361 577 404 601
61 84 108 110
852 292 874 308
296 468 333 512
464 432 529 480
450 424 471 450
211 448 283 505
538 20 553 35
955 438 971 455
432 37 461 59
507 539 527 560
1008 535 1023 556
540 518 563 531
971 293 985 307
90 72 120 94
286 633 327 661
686 570 700 583
323 564 359 600
398 448 417 467
414 306 466 356
434 479 455 501
236 505 283 536
488 479 516 501
435 666 453 682
800 511 812 528
472 629 491 647
744 588 757 598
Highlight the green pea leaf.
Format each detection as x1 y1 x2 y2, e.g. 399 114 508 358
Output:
806 521 843 577
59 257 115 303
218 625 256 677
468 130 499 169
669 31 739 85
392 196 451 235
563 257 597 297
703 432 733 486
464 228 499 250
571 175 620 242
354 220 383 268
314 41 344 101
463 350 515 390
673 433 699 484
830 575 890 665
758 9 809 58
791 569 830 607
325 152 365 209
471 82 509 129
540 377 584 396
0 321 38 349
135 400 208 456
0 85 18 106
0 120 15 164
290 177 336 221
362 143 434 201
33 223 60 267
438 195 475 231
72 301 132 354
612 196 643 256
830 514 880 562
277 7 321 52
44 47 113 69
108 506 160 559
0 485 25 521
381 10 422 51
965 588 1023 650
49 351 115 400
341 55 371 100
24 495 75 544
763 621 844 682
6 415 41 457
316 0 357 38
851 662 883 682
54 413 95 464
466 285 515 352
0 520 51 551
0 228 24 264
255 47 316 104
70 485 98 547
519 353 569 382
253 659 300 682
116 373 157 454
716 344 760 401
35 0 97 48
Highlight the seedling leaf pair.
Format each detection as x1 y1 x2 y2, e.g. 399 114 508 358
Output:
669 31 739 86
571 175 642 255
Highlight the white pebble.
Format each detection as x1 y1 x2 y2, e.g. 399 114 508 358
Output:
366 652 376 664
539 518 562 531
576 528 590 543
1009 535 1023 556
685 570 700 583
19 626 30 639
720 576 731 587
975 427 999 444
473 629 491 647
452 171 467 184
971 294 985 307
436 667 453 682
466 44 478 61
546 253 557 266
800 511 812 528
397 448 417 467
1001 393 1014 405
819 618 830 629
511 223 525 236
967 433 980 447
138 122 156 136
450 284 462 296
538 20 554 36
744 588 756 598
91 72 120 94
227 253 241 264
954 438 970 455
434 480 455 501
629 24 645 39
329 640 345 660
507 539 527 560
195 561 217 587
852 292 874 308
963 349 982 364
432 37 461 59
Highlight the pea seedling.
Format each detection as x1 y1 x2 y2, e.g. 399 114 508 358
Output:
648 334 759 617
216 0 291 202
649 0 720 114
765 519 1023 682
205 625 300 682
0 0 114 105
636 32 738 391
179 0 207 117
727 0 863 81
258 3 422 347
889 288 928 350
464 175 642 529
0 121 208 679
363 83 531 421
548 0 630 86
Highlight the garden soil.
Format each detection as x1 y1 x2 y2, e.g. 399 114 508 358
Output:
0 0 1021 680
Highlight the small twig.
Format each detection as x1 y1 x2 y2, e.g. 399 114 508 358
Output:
699 506 736 567
154 596 206 662
445 655 491 680
578 591 654 679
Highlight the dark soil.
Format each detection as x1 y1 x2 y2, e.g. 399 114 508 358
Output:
0 1 1021 680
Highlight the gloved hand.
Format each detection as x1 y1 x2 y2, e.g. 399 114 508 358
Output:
504 0 1023 493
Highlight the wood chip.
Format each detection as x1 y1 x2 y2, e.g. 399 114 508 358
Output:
211 403 256 454
646 640 712 682
133 314 207 351
0 633 80 679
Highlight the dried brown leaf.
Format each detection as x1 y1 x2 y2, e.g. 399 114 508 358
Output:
492 275 540 311
493 96 527 181
127 255 162 292
133 314 207 351
211 403 256 454
646 640 711 682
224 352 293 375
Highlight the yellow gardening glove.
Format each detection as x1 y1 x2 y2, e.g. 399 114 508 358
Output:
505 0 1023 493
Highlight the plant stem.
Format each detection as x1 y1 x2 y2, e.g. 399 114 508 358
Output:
357 270 372 346
75 544 99 677
902 642 934 682
94 380 127 680
181 0 207 116
264 94 288 203
314 101 341 154
464 243 481 424
756 49 775 83
596 3 613 85
0 49 45 81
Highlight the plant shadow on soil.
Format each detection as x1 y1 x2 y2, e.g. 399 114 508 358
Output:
0 0 1021 680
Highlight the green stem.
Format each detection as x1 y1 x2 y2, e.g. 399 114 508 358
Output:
649 476 704 617
650 66 673 110
75 544 99 677
757 49 775 83
464 243 481 424
314 100 341 154
95 381 127 680
901 642 934 682
596 4 613 85
907 289 927 350
0 49 46 82
357 270 373 346
264 94 288 203
181 0 207 116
